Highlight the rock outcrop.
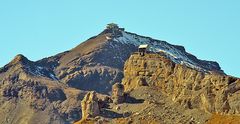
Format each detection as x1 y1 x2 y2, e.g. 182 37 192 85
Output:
111 83 125 104
122 53 240 114
81 91 100 119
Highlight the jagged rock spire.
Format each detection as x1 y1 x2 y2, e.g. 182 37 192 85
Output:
81 91 100 119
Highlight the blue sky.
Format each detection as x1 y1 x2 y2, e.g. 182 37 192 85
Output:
0 0 239 77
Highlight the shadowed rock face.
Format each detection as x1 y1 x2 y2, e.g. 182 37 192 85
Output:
37 34 135 94
111 83 125 104
122 53 240 114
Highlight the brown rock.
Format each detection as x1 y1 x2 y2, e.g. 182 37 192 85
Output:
81 91 100 119
122 53 240 114
112 83 125 104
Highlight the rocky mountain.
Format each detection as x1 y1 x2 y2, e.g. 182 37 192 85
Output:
36 23 222 94
0 54 88 123
0 23 237 124
76 52 240 124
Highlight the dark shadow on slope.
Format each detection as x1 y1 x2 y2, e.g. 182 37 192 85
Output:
125 95 144 104
100 109 123 119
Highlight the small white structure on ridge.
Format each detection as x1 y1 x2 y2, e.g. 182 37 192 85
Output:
138 44 149 56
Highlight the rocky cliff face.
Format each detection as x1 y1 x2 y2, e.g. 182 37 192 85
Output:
75 52 239 124
122 53 240 114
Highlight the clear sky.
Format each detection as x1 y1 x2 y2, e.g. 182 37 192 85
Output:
0 0 239 77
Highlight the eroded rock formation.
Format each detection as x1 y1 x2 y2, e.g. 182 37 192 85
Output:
122 53 240 114
81 91 100 119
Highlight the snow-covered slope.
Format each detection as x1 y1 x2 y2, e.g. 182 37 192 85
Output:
112 30 222 73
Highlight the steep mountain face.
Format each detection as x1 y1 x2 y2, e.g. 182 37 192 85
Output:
37 32 136 94
36 24 223 94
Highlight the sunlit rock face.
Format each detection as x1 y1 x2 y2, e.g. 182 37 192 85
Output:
81 91 100 119
122 53 240 114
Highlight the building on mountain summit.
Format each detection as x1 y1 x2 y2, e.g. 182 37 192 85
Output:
106 23 119 29
138 44 149 56
106 23 125 31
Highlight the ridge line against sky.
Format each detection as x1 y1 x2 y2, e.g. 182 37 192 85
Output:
0 0 240 77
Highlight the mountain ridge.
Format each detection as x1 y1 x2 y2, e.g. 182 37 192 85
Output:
1 24 224 94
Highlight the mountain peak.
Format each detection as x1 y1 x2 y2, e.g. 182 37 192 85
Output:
0 54 31 74
10 54 30 65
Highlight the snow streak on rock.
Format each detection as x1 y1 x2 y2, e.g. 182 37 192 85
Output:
113 31 216 72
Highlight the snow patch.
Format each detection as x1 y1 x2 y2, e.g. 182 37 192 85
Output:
113 31 208 72
25 65 59 81
50 73 58 80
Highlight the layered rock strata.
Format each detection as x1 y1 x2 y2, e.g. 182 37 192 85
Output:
122 53 240 114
